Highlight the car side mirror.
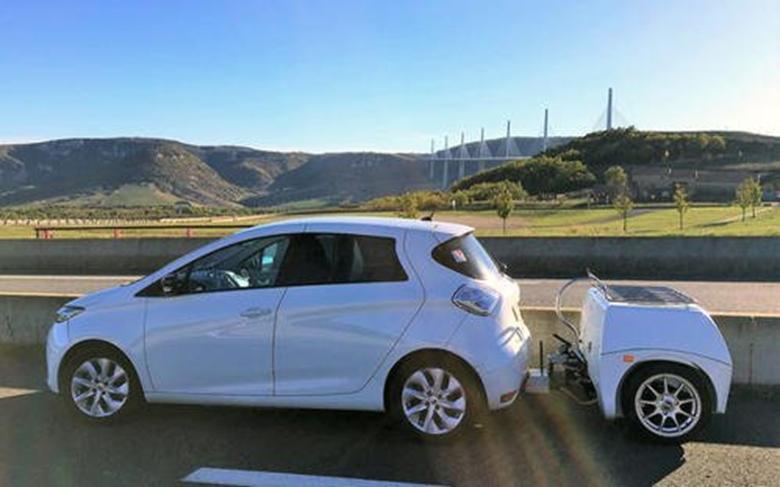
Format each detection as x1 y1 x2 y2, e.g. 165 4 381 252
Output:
160 273 180 295
497 261 509 274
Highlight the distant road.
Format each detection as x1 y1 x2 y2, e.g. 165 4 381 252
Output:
517 278 780 315
0 275 778 315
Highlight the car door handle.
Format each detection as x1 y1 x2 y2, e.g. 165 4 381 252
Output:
240 307 273 319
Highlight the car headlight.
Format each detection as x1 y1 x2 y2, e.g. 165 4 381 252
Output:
55 305 85 323
452 285 500 316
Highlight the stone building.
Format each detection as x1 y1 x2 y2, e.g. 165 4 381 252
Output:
629 166 755 201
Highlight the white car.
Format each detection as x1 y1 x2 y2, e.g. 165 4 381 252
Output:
46 217 531 439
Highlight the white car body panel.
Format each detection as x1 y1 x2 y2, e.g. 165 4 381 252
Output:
46 216 531 414
273 221 425 396
143 287 282 395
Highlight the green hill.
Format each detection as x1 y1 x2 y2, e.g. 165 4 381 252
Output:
0 138 429 207
543 127 780 172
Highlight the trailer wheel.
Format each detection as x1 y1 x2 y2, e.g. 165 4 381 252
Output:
623 363 711 443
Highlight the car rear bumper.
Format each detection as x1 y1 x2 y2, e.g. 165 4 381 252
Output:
480 327 531 410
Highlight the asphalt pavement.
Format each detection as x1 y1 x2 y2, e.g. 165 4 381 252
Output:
0 347 778 486
1 275 778 315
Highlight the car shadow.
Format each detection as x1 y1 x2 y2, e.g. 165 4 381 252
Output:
0 347 777 486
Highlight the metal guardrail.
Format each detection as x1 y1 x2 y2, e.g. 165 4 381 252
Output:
33 224 254 239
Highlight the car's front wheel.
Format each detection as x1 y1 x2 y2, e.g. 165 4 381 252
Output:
388 355 484 440
61 346 141 421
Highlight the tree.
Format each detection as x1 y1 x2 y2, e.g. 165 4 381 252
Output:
605 165 632 231
465 180 526 202
451 155 595 196
673 184 690 230
613 192 634 233
398 193 419 219
749 178 763 218
735 178 760 221
493 190 514 235
604 165 628 201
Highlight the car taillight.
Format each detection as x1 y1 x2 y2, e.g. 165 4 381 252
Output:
452 284 500 316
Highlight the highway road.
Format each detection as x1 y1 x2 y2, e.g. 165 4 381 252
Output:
0 347 777 486
1 275 778 315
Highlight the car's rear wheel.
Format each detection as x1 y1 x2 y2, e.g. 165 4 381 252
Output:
624 363 711 442
61 345 142 422
388 355 484 440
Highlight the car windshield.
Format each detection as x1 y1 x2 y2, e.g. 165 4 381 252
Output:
432 233 500 280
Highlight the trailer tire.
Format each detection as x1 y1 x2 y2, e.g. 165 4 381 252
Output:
623 363 711 443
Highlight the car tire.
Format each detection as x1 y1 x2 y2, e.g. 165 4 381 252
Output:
623 363 711 443
60 345 143 422
388 355 485 441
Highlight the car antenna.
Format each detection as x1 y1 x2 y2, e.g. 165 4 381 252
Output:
421 211 435 222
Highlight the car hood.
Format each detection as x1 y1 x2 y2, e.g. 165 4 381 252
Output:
65 284 135 309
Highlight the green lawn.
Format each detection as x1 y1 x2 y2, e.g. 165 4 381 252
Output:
468 206 780 236
1 206 777 238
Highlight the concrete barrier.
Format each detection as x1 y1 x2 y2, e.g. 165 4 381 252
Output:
1 236 778 280
0 238 211 275
0 294 72 344
481 236 780 280
0 294 777 386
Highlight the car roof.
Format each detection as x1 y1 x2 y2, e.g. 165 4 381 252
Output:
242 215 473 239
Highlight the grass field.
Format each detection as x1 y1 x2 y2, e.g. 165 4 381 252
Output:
1 205 777 238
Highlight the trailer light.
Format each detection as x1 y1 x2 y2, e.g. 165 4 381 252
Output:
622 354 635 363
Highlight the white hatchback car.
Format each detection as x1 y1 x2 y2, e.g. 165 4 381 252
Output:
47 217 530 439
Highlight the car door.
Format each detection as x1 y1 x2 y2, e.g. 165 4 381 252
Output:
143 235 290 396
274 226 424 395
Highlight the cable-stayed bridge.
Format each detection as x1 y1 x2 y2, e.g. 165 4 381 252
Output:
428 88 626 188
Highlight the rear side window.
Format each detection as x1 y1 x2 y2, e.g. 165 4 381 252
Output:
432 233 498 280
277 233 407 286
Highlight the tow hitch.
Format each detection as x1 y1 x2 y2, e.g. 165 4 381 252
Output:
524 274 598 404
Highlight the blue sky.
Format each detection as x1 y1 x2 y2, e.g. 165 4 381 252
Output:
1 0 777 152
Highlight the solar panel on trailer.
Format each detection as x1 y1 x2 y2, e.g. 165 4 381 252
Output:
603 285 695 305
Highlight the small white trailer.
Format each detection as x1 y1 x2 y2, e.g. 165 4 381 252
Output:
532 273 733 442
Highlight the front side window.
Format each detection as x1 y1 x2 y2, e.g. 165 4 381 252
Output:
431 233 499 280
179 236 290 293
277 233 407 286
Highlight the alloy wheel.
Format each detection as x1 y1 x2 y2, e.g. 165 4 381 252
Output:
70 357 130 418
402 367 467 435
634 373 702 438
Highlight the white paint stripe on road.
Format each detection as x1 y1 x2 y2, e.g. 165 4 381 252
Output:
182 468 446 487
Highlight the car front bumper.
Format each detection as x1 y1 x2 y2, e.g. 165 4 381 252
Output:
45 321 69 394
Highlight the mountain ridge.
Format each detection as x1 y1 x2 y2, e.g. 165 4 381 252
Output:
2 131 776 207
0 137 434 207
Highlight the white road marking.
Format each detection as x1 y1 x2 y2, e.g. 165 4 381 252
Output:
182 468 446 487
